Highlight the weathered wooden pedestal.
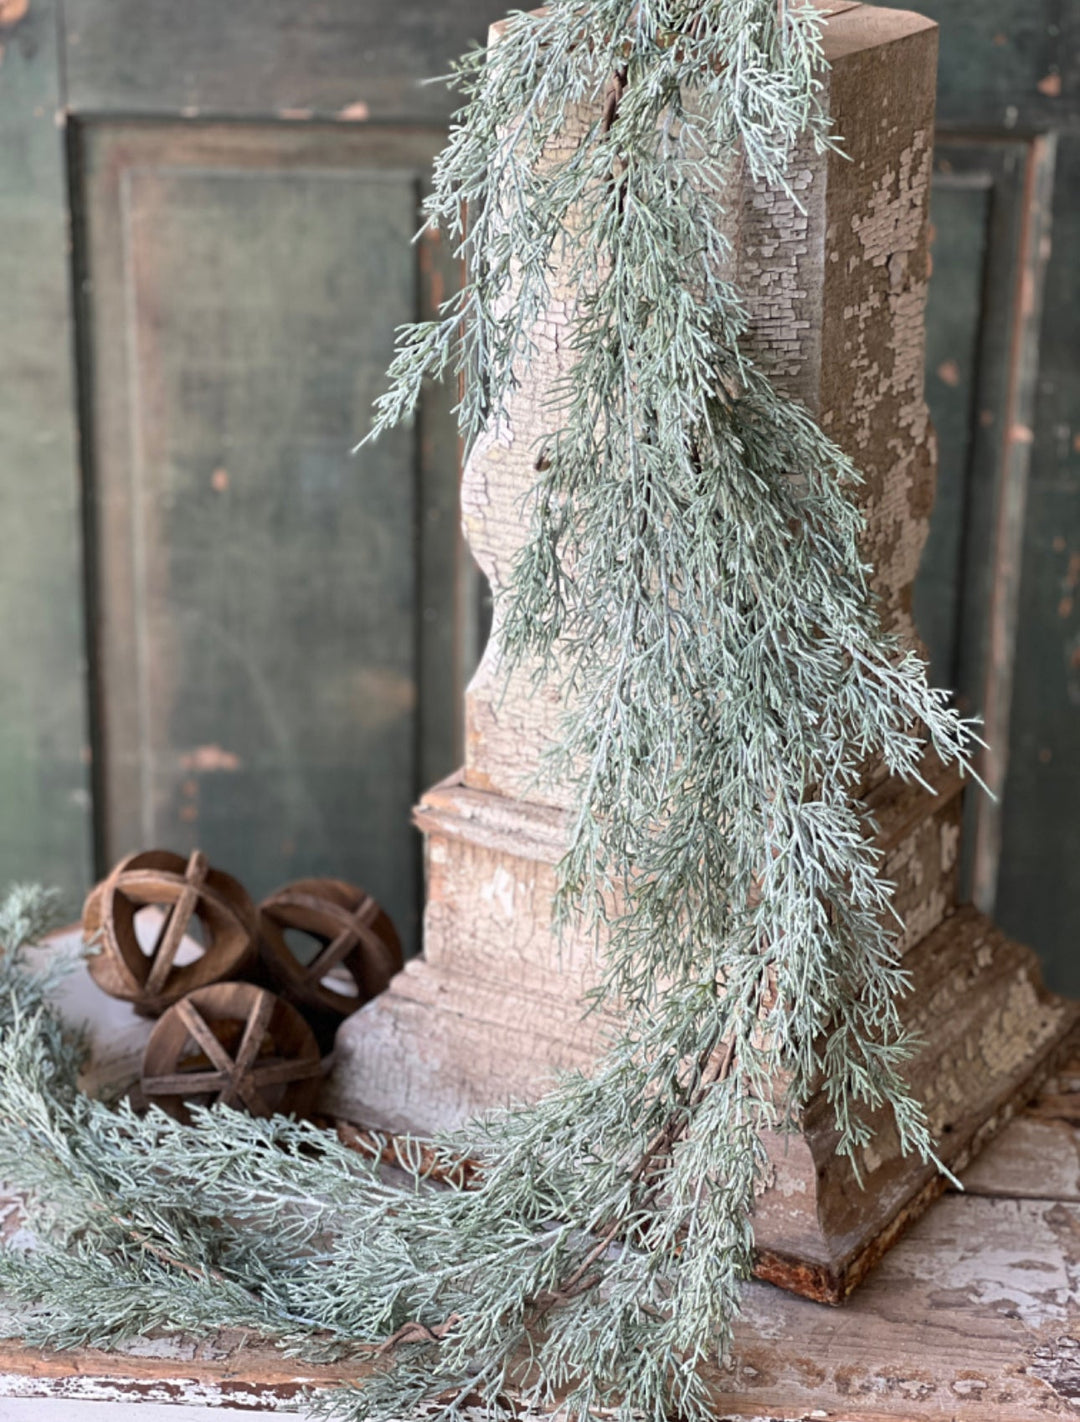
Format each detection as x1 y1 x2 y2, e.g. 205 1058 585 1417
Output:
325 2 1080 1301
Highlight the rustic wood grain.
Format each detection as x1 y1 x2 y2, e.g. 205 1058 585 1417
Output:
456 6 941 805
963 1061 1080 1203
330 772 1080 1288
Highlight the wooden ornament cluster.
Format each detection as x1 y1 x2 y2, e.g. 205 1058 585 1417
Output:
82 850 402 1122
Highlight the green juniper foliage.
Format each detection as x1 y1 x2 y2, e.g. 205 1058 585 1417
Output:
0 4 983 1420
0 887 74 1075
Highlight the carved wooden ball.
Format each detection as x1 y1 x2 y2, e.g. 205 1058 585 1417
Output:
83 848 257 1016
141 982 323 1124
257 878 402 1020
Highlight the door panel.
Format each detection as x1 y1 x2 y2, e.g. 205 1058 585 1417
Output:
919 1 1079 126
917 0 1079 990
919 138 1052 909
997 133 1080 994
80 125 447 943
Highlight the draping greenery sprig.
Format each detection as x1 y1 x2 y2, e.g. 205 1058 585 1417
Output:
0 5 982 1421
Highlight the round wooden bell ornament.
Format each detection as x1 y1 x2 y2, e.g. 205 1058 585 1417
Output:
141 982 323 1124
83 848 257 1016
257 878 402 1021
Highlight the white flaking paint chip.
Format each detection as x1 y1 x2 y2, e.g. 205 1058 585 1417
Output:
480 864 517 920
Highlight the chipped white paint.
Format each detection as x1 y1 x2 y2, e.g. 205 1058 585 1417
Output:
892 1196 1080 1330
0 1398 298 1419
481 865 519 921
839 127 936 649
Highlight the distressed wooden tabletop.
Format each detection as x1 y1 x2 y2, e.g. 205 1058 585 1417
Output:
2 1061 1080 1421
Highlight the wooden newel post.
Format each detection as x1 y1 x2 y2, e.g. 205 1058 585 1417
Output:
326 2 1080 1299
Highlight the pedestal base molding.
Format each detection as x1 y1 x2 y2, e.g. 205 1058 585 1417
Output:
324 775 1080 1301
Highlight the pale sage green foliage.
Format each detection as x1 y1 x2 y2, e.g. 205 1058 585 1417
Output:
0 5 982 1421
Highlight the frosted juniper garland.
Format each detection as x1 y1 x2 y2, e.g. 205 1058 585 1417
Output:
0 4 982 1421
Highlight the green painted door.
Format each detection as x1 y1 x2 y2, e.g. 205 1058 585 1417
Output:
0 0 494 948
915 1 1080 991
1 1 1077 982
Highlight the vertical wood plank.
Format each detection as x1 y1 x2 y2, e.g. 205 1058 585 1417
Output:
969 135 1056 913
0 0 93 900
996 133 1080 994
918 138 1056 909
